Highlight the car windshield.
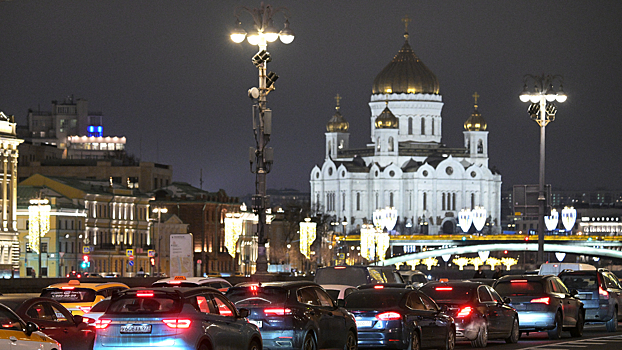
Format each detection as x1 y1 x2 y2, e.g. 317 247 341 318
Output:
325 290 340 300
411 275 428 283
345 291 403 309
494 281 544 296
41 288 97 302
226 287 288 307
107 295 181 314
90 299 111 312
420 285 473 303
315 267 401 286
559 274 598 291
152 282 200 288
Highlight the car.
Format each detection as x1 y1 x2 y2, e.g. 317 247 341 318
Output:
99 272 121 278
82 297 111 326
419 281 519 347
558 268 622 332
493 274 585 339
41 279 130 315
320 284 357 302
0 303 61 350
93 286 262 350
66 270 83 278
226 281 358 350
0 295 95 350
344 286 455 350
314 265 404 286
152 276 233 293
399 270 429 287
539 263 596 276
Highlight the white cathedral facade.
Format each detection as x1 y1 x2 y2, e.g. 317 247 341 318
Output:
310 30 502 235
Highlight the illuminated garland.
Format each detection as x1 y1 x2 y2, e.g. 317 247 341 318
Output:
28 199 50 254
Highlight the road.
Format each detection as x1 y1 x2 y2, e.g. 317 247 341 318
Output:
458 324 622 350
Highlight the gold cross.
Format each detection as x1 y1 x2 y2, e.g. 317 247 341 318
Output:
402 15 411 33
335 94 342 110
472 92 480 105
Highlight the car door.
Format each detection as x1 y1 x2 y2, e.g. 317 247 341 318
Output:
552 278 578 326
603 272 622 318
23 300 92 350
297 287 326 348
211 293 248 350
313 287 347 348
405 292 438 348
477 286 501 335
487 286 515 334
419 292 451 348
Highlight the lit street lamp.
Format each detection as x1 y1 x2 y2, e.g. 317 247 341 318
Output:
230 3 294 277
152 207 168 276
519 74 566 264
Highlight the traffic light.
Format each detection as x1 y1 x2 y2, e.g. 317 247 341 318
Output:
83 255 89 263
504 250 508 254
150 258 155 266
81 255 90 269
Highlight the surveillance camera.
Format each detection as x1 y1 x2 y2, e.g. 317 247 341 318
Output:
248 87 260 99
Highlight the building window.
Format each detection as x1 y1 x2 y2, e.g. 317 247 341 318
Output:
342 192 346 211
356 193 361 211
421 118 425 135
471 193 475 209
408 117 413 135
442 193 446 210
423 192 427 211
375 192 379 209
388 136 394 152
431 118 435 135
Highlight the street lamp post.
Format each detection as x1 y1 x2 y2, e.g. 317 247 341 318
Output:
152 207 168 276
230 3 294 277
519 74 566 264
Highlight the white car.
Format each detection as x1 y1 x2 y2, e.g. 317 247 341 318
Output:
151 275 232 292
0 303 61 350
82 297 111 326
320 284 357 301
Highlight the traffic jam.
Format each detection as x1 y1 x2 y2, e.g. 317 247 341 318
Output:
1 263 621 350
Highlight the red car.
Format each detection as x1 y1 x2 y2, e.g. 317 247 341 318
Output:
0 295 95 350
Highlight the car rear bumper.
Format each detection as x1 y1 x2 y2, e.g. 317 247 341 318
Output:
260 329 300 350
516 311 556 330
455 320 482 341
356 328 407 348
584 304 613 322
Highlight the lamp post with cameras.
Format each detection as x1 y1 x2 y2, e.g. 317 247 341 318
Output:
230 3 294 277
519 74 566 264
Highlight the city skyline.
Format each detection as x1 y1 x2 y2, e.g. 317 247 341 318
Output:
1 1 621 198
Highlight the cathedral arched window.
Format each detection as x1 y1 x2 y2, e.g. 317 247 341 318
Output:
390 192 394 207
442 193 446 210
388 137 394 152
421 118 426 135
356 193 361 211
328 140 332 157
408 117 413 135
431 118 435 135
375 192 379 209
423 192 427 211
478 140 483 154
342 192 346 211
471 193 475 209
376 137 381 151
452 193 456 211
338 139 344 149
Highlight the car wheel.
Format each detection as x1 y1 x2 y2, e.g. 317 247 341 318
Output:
249 340 261 350
442 327 455 350
547 312 563 340
198 343 210 350
505 317 519 344
344 330 357 350
470 322 487 348
606 308 618 332
570 309 584 337
409 331 420 350
303 333 317 350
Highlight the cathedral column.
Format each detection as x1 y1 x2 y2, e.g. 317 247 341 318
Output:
2 151 7 230
10 152 18 231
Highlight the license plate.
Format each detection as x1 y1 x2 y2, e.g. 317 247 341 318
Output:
248 320 262 328
578 294 592 300
120 324 152 334
356 320 372 327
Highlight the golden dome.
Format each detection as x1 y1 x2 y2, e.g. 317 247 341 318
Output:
326 94 349 132
464 92 487 131
375 103 399 129
372 35 439 95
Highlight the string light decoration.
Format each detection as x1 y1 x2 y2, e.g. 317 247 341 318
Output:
224 213 243 258
422 257 438 270
486 257 502 269
501 257 518 270
360 223 390 262
453 257 470 270
28 199 50 254
469 257 484 270
299 218 316 259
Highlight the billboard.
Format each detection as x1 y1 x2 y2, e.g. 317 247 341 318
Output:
169 234 193 278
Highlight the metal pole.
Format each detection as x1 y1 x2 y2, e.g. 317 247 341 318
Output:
254 39 269 276
537 96 547 264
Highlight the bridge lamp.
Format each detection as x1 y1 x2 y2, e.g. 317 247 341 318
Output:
544 208 559 231
478 250 490 261
458 209 473 233
561 207 577 232
472 206 487 232
555 252 566 262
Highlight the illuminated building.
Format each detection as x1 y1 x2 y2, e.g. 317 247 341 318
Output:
310 21 502 235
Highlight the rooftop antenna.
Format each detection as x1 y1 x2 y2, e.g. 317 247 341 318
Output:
200 168 204 190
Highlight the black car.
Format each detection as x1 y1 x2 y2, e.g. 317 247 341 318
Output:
314 266 404 286
419 281 519 347
226 281 358 350
558 268 622 332
493 275 584 339
344 287 455 350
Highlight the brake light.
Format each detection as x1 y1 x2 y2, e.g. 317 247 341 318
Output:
95 319 111 329
169 280 182 284
79 306 92 313
61 287 75 290
163 319 192 329
530 297 550 305
250 284 259 292
511 280 528 283
374 285 384 289
456 306 473 318
599 287 609 299
84 317 95 324
376 311 401 320
435 287 453 291
136 290 154 297
264 308 292 316
334 266 346 269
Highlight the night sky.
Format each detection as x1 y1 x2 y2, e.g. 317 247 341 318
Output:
1 1 621 198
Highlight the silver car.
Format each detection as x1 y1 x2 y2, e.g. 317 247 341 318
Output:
493 274 584 339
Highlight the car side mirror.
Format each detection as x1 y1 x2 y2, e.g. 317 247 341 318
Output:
337 299 346 308
73 315 83 324
570 289 579 297
25 321 39 336
503 297 512 304
440 305 448 313
238 308 250 318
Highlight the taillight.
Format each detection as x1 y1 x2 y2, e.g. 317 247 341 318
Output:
376 311 401 320
374 285 384 289
61 286 75 290
456 306 473 318
435 287 453 291
510 280 528 283
530 297 550 305
95 319 111 329
79 306 92 313
84 317 95 324
264 308 292 316
136 290 154 297
599 287 609 300
162 319 192 329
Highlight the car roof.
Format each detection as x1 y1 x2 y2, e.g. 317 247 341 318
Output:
119 286 222 298
422 281 487 288
153 276 231 285
349 287 411 296
496 274 551 282
320 284 356 289
44 280 129 290
233 280 317 289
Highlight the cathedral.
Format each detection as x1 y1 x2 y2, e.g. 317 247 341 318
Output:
310 25 502 235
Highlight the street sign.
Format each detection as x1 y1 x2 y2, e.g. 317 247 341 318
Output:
126 249 134 257
148 250 156 257
128 260 134 266
197 259 202 264
129 256 134 260
83 246 91 254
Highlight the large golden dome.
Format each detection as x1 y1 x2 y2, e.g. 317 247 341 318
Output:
375 103 399 129
326 94 349 132
372 35 439 95
464 92 487 131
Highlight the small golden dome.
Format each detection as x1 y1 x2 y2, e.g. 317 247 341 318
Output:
375 103 399 129
464 92 487 131
372 35 439 95
326 94 349 132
